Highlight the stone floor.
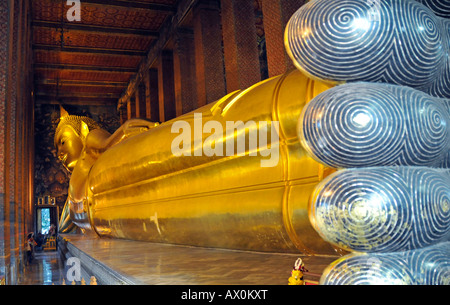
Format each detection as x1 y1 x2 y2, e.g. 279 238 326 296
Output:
18 251 65 285
18 234 340 285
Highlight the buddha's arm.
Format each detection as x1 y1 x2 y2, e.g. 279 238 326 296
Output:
90 119 159 151
58 198 77 234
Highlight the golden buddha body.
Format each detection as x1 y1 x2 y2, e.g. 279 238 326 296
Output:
55 70 339 255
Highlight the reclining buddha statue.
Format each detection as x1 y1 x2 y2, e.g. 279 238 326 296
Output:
56 0 449 284
56 70 340 255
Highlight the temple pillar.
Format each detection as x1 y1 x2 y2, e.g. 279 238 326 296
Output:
15 1 32 277
0 0 14 285
193 0 226 106
173 28 197 116
261 0 305 77
135 83 146 119
0 0 32 284
119 107 128 125
127 96 136 120
144 68 160 123
9 0 20 285
13 0 27 281
220 0 261 92
0 0 11 280
24 0 33 238
158 51 176 122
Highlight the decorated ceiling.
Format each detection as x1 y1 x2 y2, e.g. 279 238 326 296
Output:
31 0 179 207
32 0 177 107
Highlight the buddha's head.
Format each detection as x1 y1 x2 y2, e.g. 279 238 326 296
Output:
54 107 100 172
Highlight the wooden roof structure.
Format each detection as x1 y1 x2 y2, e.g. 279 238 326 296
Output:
32 0 179 107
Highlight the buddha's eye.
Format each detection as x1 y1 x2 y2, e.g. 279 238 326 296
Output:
61 139 65 145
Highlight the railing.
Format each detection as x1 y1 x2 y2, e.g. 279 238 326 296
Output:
303 272 321 285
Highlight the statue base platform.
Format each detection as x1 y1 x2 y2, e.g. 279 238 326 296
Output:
58 234 338 285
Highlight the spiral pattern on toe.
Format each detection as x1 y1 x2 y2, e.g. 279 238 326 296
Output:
285 0 448 97
426 19 450 98
416 0 450 17
299 83 450 168
442 100 450 168
310 167 450 253
320 242 450 285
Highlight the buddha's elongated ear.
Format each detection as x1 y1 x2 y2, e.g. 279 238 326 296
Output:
81 121 90 140
60 106 69 119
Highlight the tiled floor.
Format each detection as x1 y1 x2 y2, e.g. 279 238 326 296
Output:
59 234 339 285
17 234 339 285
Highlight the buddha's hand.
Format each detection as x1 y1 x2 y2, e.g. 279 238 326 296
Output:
287 0 450 285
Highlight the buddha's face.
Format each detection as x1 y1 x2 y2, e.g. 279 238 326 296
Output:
55 125 84 172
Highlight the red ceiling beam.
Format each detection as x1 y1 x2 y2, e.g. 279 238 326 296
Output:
32 20 160 37
79 0 176 12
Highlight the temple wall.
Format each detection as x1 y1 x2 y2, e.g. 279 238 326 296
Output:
0 0 34 285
